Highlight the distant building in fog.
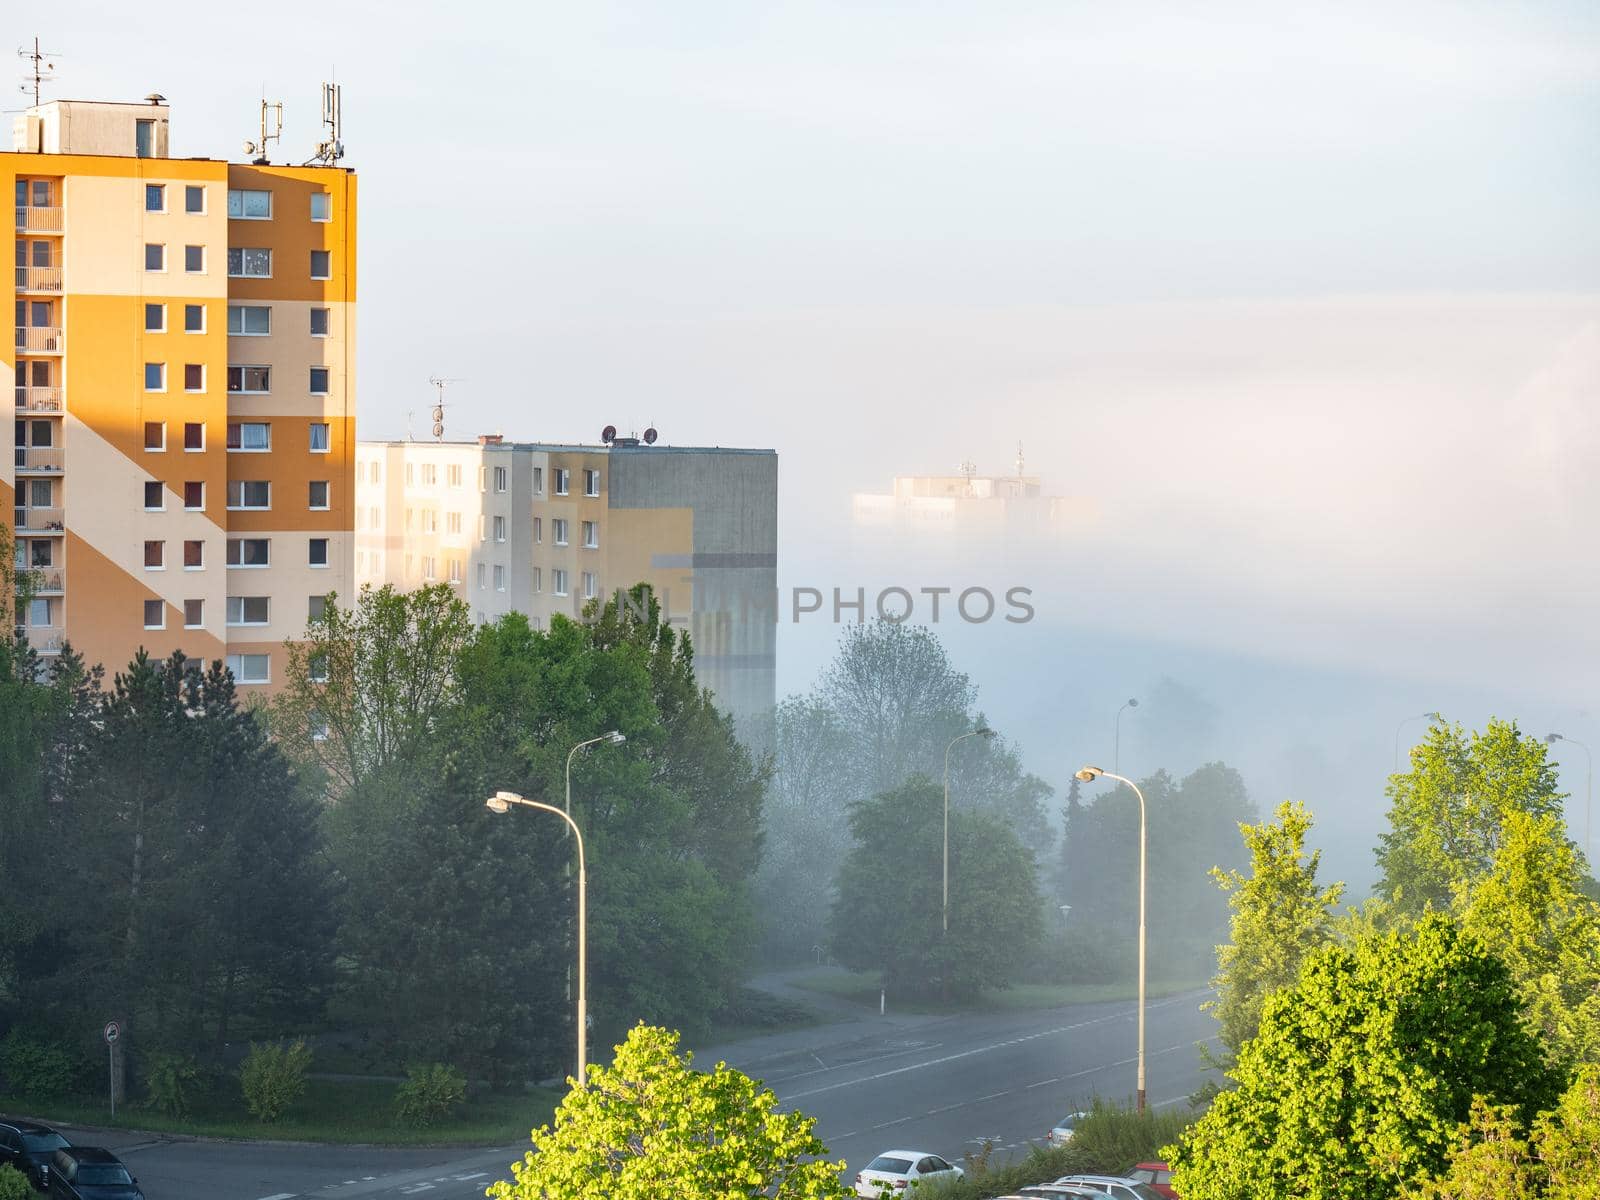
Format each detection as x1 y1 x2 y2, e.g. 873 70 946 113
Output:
851 453 1090 536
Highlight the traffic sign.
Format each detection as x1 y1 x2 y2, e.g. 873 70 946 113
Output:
103 1020 120 1045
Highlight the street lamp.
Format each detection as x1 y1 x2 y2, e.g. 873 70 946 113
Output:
1544 733 1592 860
485 790 590 1088
1393 711 1443 772
1075 764 1148 1113
1113 699 1138 776
567 730 626 818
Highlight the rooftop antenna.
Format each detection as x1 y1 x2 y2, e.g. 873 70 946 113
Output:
243 95 283 164
306 81 345 165
958 458 977 496
1015 441 1025 479
427 376 464 442
17 37 58 107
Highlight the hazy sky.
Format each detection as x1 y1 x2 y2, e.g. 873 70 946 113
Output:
31 0 1600 878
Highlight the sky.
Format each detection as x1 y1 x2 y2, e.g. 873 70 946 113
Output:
27 0 1600 884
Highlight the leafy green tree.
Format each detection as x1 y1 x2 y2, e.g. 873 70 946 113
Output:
1538 1064 1600 1199
1454 810 1600 1066
1207 801 1345 1055
1378 718 1564 915
1168 915 1562 1200
488 1024 851 1200
830 778 1043 998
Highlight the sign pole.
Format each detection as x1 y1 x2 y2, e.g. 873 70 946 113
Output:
103 1021 121 1119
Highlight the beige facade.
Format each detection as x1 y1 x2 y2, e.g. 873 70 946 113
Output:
852 468 1093 535
356 437 778 736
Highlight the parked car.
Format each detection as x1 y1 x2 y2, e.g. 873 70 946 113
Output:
854 1150 964 1196
1125 1161 1176 1198
0 1120 71 1190
46 1148 143 1200
1052 1174 1166 1200
1017 1187 1108 1199
1046 1111 1089 1144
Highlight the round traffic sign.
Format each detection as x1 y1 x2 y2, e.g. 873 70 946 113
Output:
103 1021 120 1044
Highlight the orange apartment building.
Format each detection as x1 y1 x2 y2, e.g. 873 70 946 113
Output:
5 96 355 690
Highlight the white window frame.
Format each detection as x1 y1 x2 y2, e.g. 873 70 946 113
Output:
585 468 600 497
226 480 272 511
582 521 598 549
226 247 272 278
183 599 204 628
226 652 271 684
144 303 166 333
228 421 271 452
310 192 332 222
183 539 205 570
554 468 569 496
225 595 271 627
226 538 272 569
144 362 166 392
144 540 165 572
183 481 205 511
582 571 598 599
184 244 206 274
145 183 166 213
309 480 330 510
144 421 167 452
184 303 206 334
183 422 206 453
493 564 506 592
184 185 206 214
228 365 271 394
145 243 166 272
183 363 206 393
553 518 568 547
227 305 271 335
309 366 330 395
144 481 166 512
493 515 506 543
143 599 166 630
553 568 569 596
309 249 331 280
309 537 330 568
310 307 330 337
310 423 331 453
227 188 273 220
493 466 508 493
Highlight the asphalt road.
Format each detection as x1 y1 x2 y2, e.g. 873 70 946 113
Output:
58 989 1216 1199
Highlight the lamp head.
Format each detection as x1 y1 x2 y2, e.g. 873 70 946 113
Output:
977 727 997 739
1545 733 1563 745
485 796 511 814
1428 710 1443 721
605 730 626 744
1075 766 1104 783
1127 698 1139 708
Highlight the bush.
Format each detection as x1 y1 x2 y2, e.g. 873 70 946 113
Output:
0 1165 34 1200
239 1039 312 1123
0 1026 78 1100
710 986 816 1031
144 1050 204 1117
1067 1098 1194 1175
394 1062 467 1128
1019 926 1134 986
921 1143 1092 1198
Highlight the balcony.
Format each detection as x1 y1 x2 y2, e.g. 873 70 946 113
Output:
14 625 64 656
14 447 64 474
14 265 62 293
14 326 63 354
13 507 65 534
21 568 65 595
15 205 63 233
15 386 62 413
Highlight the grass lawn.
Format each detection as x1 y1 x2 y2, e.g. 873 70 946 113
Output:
787 969 1206 1014
0 1076 559 1146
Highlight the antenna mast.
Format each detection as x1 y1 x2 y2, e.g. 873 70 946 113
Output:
426 377 464 442
17 37 58 107
306 81 345 165
243 97 283 164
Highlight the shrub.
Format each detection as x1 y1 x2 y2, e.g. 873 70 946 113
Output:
144 1051 204 1117
921 1143 1093 1198
239 1039 312 1123
0 1165 35 1200
1068 1098 1194 1175
394 1062 467 1128
0 1026 78 1100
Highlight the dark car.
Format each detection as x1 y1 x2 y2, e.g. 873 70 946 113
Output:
46 1148 142 1200
0 1120 72 1190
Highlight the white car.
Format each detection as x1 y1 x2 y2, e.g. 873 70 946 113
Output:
854 1150 964 1196
1047 1111 1089 1144
1053 1175 1166 1200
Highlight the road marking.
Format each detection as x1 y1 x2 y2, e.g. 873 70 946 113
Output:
451 1174 489 1182
398 1187 436 1195
1024 1077 1061 1089
870 1114 918 1130
975 1090 1010 1102
257 1194 297 1200
928 1101 965 1114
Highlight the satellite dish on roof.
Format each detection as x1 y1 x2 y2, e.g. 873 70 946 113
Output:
643 427 658 445
601 425 617 444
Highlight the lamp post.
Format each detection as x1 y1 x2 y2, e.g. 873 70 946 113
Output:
567 730 626 819
1113 699 1138 776
1393 711 1443 772
1544 733 1592 859
1075 764 1148 1113
485 790 590 1088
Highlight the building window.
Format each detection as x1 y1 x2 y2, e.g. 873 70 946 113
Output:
309 538 329 567
310 307 330 336
448 559 463 584
310 250 331 279
227 189 272 219
184 304 205 333
310 423 331 452
227 305 270 335
476 563 486 589
184 245 205 274
421 464 437 486
143 481 165 511
184 185 205 214
421 556 436 581
532 517 542 543
184 364 205 392
183 481 204 510
144 243 165 271
421 510 437 534
584 468 600 496
478 465 487 492
225 596 270 626
226 653 270 684
493 466 508 493
184 422 205 451
309 367 330 394
493 515 506 542
553 519 568 546
553 569 569 596
310 192 331 222
227 247 272 277
145 184 166 212
554 468 569 495
144 421 166 451
582 521 598 549
227 421 271 450
532 566 542 593
183 540 204 569
143 599 165 629
493 564 506 591
446 511 461 534
144 303 165 332
309 480 330 509
226 538 271 567
183 598 203 627
477 514 486 541
532 466 543 493
227 365 271 394
582 571 597 599
442 464 459 488
144 362 166 391
144 540 165 570
226 480 271 510
308 652 329 681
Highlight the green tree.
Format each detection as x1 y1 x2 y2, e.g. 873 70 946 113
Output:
1538 1064 1600 1199
1168 915 1562 1200
1454 810 1600 1066
1207 801 1345 1055
488 1024 851 1200
829 778 1044 999
1378 718 1564 915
